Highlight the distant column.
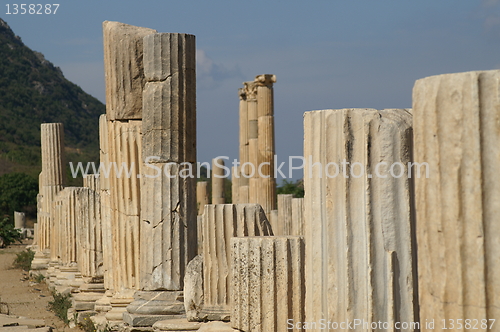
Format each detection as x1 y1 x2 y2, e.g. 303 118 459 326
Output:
245 82 259 204
212 158 226 205
14 212 26 229
255 74 276 216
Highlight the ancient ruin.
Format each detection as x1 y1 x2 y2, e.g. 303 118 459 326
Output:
28 19 500 332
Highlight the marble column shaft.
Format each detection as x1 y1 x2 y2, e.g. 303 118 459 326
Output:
304 109 418 331
413 70 500 329
197 181 208 216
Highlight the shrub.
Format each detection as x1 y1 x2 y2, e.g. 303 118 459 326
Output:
48 291 72 325
0 217 22 247
12 248 34 271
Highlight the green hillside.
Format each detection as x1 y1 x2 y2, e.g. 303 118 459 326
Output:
0 18 104 181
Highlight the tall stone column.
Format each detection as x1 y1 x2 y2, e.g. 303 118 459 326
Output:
303 109 418 331
125 32 197 328
255 74 276 216
102 20 155 323
197 181 208 215
230 236 304 332
413 70 500 330
212 158 225 205
32 123 66 271
200 204 273 322
245 82 259 204
238 88 249 204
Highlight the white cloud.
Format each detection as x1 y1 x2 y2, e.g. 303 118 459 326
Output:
196 49 244 90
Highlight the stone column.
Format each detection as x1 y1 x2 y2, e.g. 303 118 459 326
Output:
14 212 26 229
304 109 418 331
413 70 500 330
125 32 197 328
102 21 155 324
230 236 304 332
255 74 276 216
238 88 249 204
197 181 208 216
32 123 66 271
212 158 225 205
245 82 259 204
200 204 273 322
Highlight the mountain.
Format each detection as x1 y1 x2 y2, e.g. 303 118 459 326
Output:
0 18 104 180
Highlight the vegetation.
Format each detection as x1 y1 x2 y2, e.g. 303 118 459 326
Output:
0 173 38 220
277 179 304 198
48 291 72 325
33 273 45 283
0 217 22 247
13 248 34 271
0 18 103 183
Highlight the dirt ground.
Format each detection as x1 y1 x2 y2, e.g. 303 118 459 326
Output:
0 240 82 332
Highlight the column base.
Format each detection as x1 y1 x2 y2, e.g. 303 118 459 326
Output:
198 307 230 322
153 318 201 331
124 291 185 327
197 321 238 332
30 249 50 270
105 290 136 322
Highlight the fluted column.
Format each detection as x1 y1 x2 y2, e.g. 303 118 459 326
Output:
200 204 273 322
255 74 276 216
102 20 158 323
231 166 240 204
291 198 304 237
230 236 304 332
413 70 500 330
245 82 259 204
304 108 418 331
212 158 225 205
276 194 292 236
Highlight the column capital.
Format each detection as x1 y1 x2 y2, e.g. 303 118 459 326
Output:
243 81 258 100
254 74 276 86
238 88 246 101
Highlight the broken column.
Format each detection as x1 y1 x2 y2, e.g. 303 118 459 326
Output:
47 187 84 293
102 20 156 323
230 236 304 332
255 74 276 216
124 32 197 328
212 158 225 205
14 212 26 229
413 70 500 329
32 123 66 271
276 194 292 236
303 109 418 331
71 177 105 317
200 204 273 322
291 198 304 237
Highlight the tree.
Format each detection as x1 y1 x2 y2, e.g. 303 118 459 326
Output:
0 173 38 220
276 179 304 198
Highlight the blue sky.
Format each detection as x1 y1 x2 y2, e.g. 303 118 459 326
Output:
3 0 500 181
